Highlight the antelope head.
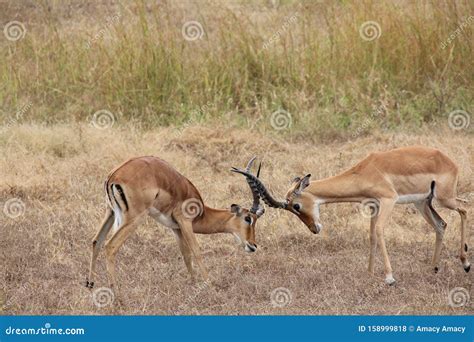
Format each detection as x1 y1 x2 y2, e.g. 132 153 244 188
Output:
231 169 322 235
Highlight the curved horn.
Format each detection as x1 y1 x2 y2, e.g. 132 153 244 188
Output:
230 167 287 209
245 156 257 173
231 157 265 216
248 162 263 215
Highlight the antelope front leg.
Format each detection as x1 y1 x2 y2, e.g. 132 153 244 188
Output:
374 198 396 285
175 217 209 281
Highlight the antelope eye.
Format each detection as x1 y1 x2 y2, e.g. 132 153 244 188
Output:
293 203 301 211
244 216 252 224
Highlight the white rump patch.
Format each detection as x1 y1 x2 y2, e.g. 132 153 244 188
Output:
112 205 123 233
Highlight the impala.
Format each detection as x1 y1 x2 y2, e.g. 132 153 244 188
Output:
87 156 264 292
233 146 470 285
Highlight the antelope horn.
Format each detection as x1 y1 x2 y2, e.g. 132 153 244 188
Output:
231 157 265 216
230 167 287 209
248 162 264 215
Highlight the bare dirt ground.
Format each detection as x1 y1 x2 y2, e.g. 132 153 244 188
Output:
0 124 472 315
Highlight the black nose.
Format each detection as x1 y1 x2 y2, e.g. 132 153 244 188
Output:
247 243 257 252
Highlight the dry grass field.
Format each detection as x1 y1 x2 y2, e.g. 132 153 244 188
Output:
0 124 472 315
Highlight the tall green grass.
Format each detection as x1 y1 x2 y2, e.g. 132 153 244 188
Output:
0 0 472 138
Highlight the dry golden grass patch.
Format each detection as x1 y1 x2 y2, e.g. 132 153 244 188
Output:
0 124 472 315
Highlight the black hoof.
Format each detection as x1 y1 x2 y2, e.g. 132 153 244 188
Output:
434 267 439 273
464 265 470 273
86 280 94 289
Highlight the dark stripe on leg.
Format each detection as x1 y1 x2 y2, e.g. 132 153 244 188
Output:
111 184 122 212
428 181 446 229
115 184 129 211
105 181 113 206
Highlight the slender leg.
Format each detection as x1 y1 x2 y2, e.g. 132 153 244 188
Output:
374 198 396 285
87 208 114 288
438 198 470 272
432 232 444 272
414 200 445 272
458 208 470 272
175 217 208 281
368 216 377 275
172 228 195 278
104 220 139 295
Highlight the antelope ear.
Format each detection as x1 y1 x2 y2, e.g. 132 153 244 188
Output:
294 173 311 195
230 204 242 215
298 174 311 192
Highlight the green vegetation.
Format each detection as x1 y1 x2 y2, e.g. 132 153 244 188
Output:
0 0 472 138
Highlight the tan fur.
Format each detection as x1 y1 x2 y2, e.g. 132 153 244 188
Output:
87 156 260 296
285 146 469 284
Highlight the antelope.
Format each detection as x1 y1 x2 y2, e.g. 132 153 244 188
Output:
87 156 264 292
233 146 470 285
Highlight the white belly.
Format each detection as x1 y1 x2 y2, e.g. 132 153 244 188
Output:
148 208 179 229
396 192 431 204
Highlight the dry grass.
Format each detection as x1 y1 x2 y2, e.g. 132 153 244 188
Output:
1 0 473 135
0 124 472 315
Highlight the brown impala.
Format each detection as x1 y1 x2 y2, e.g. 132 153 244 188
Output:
233 146 470 285
87 157 264 292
